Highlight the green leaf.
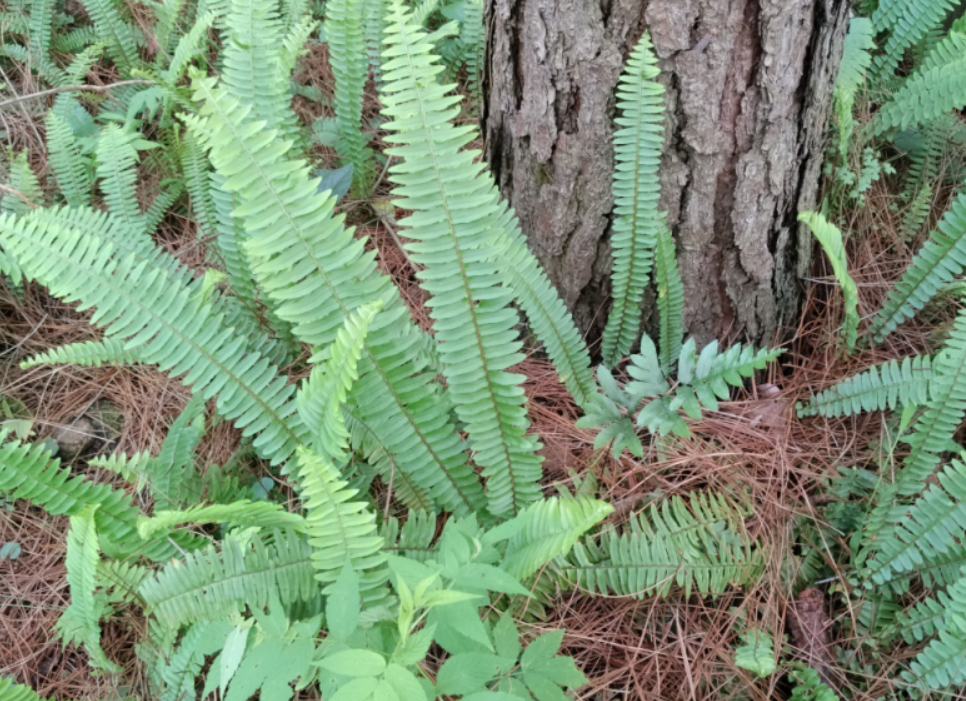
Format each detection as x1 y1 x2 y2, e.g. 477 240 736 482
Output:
521 630 564 669
220 625 251 697
452 564 533 597
525 657 587 688
328 563 362 639
677 338 697 384
384 664 428 701
734 629 776 678
492 615 521 662
523 672 569 701
436 653 508 695
391 625 435 667
626 334 669 397
319 650 388 677
460 693 523 701
431 600 493 653
330 676 379 701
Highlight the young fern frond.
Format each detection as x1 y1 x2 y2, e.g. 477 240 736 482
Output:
143 182 183 236
411 0 438 26
654 217 684 371
294 447 386 593
601 32 664 368
558 493 761 598
61 43 106 85
362 0 385 84
868 189 966 343
381 0 543 517
297 301 382 461
89 450 151 485
95 124 144 235
870 0 955 80
0 433 196 561
55 506 120 673
137 500 305 539
276 14 318 91
799 211 859 351
326 0 373 196
491 497 614 580
902 184 933 242
141 395 206 509
46 99 93 207
489 201 596 408
20 336 140 368
0 678 51 701
191 76 485 515
797 355 935 418
0 212 309 466
140 529 316 628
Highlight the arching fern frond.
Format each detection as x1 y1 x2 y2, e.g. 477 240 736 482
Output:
797 355 935 418
20 336 139 369
83 0 141 71
836 17 875 95
868 189 966 342
558 493 761 598
800 211 859 351
460 0 484 107
137 500 305 539
141 394 206 510
601 31 664 368
95 124 144 236
870 0 955 80
0 212 308 466
873 54 966 136
161 10 214 84
381 0 542 517
140 529 316 628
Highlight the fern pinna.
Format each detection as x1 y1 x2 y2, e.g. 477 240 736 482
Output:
0 0 783 698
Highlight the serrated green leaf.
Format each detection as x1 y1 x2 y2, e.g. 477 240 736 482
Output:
319 650 388 677
493 615 521 662
521 630 564 669
436 653 508 694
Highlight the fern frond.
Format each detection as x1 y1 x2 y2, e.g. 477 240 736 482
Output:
55 505 120 673
0 678 51 701
0 434 194 560
411 0 437 26
492 497 614 580
799 211 859 351
46 99 93 207
653 217 684 371
788 667 839 701
193 76 485 515
140 529 316 628
82 0 140 71
27 0 55 70
161 10 214 83
145 619 232 701
362 0 385 83
1 149 43 216
326 0 373 196
601 31 664 367
868 189 966 342
276 14 318 92
143 181 183 236
142 394 206 509
138 500 305 539
559 493 761 598
460 0 484 107
54 26 99 52
60 43 106 86
295 447 386 594
684 340 782 413
902 184 933 242
381 0 542 517
180 132 218 241
0 212 308 466
797 355 935 418
297 301 382 461
95 124 144 235
873 54 966 136
489 201 596 408
870 0 955 80
836 17 875 95
20 337 138 369
89 450 151 485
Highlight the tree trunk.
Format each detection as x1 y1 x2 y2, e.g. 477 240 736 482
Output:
483 0 850 347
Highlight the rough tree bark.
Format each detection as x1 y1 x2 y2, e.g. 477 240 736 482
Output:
484 0 850 347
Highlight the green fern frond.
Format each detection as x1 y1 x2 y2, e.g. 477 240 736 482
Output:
362 0 385 83
460 0 484 106
55 505 120 673
798 355 935 418
192 76 485 514
381 0 542 517
46 99 93 207
1 149 43 216
799 211 859 351
82 0 140 71
0 212 309 466
559 493 761 598
54 26 99 53
145 619 232 701
870 0 955 80
143 181 183 236
138 500 305 539
180 132 218 241
0 434 195 560
836 17 875 95
902 184 933 242
873 54 966 136
327 0 373 196
411 0 437 26
161 10 214 83
27 0 55 69
140 529 316 628
95 124 144 235
141 394 206 509
276 14 318 91
489 201 596 408
20 337 138 369
868 189 966 342
89 450 151 485
654 217 684 371
61 43 106 86
492 497 614 580
788 667 839 701
0 678 52 701
298 301 382 460
601 31 665 367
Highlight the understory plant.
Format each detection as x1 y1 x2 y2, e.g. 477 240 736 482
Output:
0 0 784 698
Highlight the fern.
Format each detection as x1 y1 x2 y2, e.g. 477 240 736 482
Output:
95 124 145 235
836 17 875 96
140 529 317 628
558 493 761 598
362 0 385 84
191 76 486 515
870 0 956 80
902 183 933 241
162 11 215 85
0 678 51 701
1 149 43 216
654 217 684 371
326 0 373 196
798 355 935 418
20 336 138 368
381 0 543 517
868 189 966 342
27 0 55 70
0 211 309 466
799 211 859 351
55 506 120 673
788 667 840 701
872 53 966 136
46 98 93 207
460 0 484 107
601 32 665 367
83 0 140 71
141 394 206 509
137 500 305 539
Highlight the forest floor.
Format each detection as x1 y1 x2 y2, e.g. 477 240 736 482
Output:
1 44 962 701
